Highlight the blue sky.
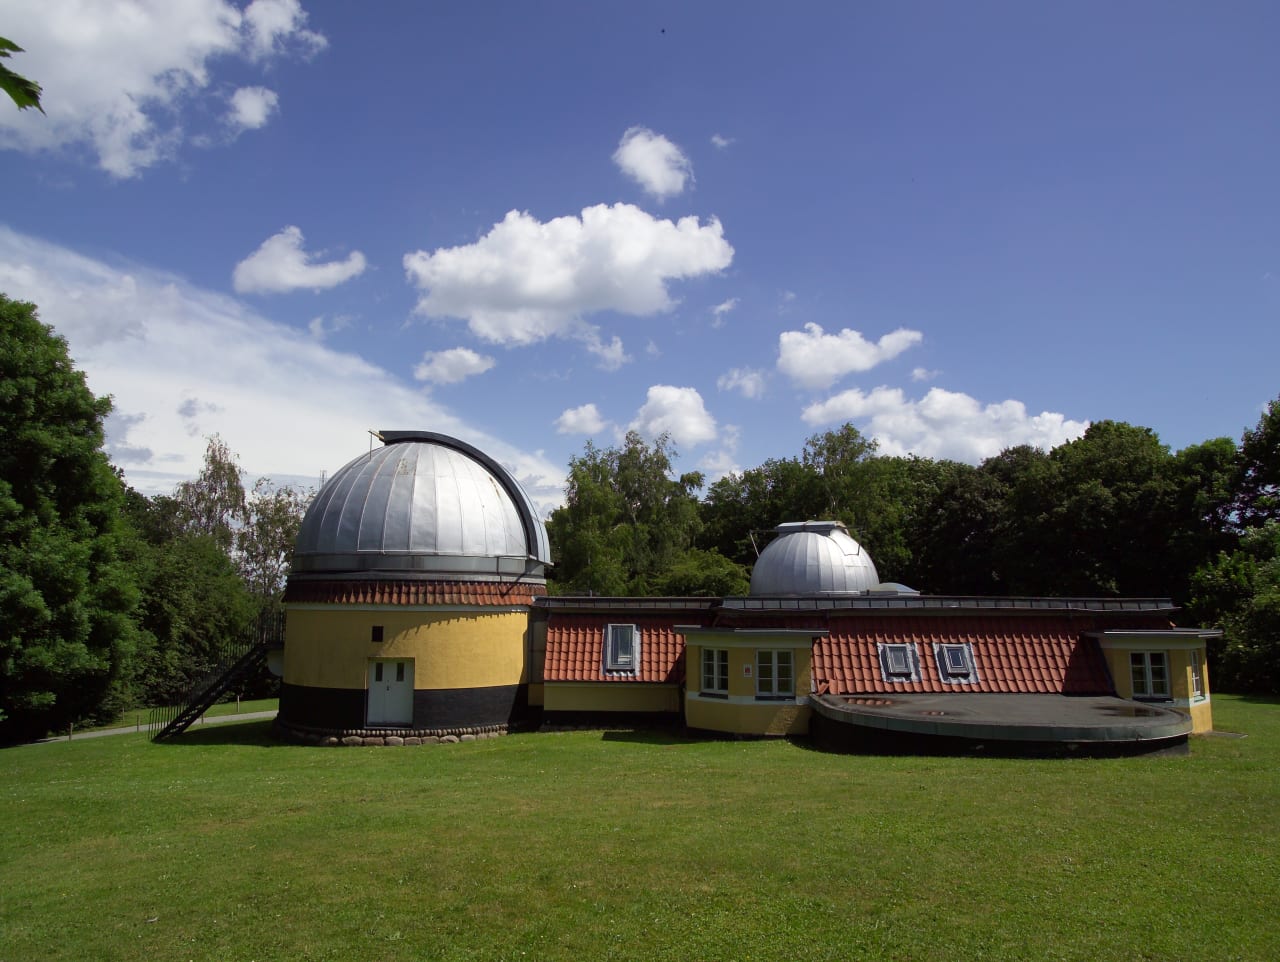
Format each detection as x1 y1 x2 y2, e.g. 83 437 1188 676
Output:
1 1 1277 514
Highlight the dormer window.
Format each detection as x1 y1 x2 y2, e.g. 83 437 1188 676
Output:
935 643 978 684
878 643 920 682
604 624 640 673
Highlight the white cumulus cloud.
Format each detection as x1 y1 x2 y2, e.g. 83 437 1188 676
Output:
233 226 367 294
800 385 1089 463
555 403 609 435
0 0 326 178
243 0 326 59
628 385 718 448
583 332 631 371
0 225 566 513
228 86 279 131
698 424 741 481
717 367 767 399
308 313 353 340
710 297 738 327
710 133 733 149
413 347 496 386
777 322 923 390
613 126 693 199
404 203 733 355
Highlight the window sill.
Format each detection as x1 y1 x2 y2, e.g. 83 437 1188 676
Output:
697 690 728 699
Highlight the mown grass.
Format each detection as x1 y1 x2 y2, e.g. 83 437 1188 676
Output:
2 695 1277 962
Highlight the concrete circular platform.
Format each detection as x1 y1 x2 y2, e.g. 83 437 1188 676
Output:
809 692 1192 755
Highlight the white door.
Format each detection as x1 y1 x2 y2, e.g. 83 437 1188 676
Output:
367 658 414 726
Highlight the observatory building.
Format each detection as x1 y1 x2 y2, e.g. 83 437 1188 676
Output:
277 431 1216 754
276 432 550 743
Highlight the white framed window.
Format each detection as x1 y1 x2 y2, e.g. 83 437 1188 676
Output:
701 648 729 694
935 643 978 684
756 650 794 698
1130 651 1169 699
1191 650 1205 699
604 623 640 673
878 643 920 683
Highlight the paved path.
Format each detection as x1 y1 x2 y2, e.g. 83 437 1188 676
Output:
37 710 277 742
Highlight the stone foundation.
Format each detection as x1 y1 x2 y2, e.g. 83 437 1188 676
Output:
273 718 507 746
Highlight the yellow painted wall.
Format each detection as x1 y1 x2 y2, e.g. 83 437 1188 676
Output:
686 696 811 735
1103 648 1132 699
685 640 813 736
1101 645 1213 734
284 607 529 690
543 683 679 713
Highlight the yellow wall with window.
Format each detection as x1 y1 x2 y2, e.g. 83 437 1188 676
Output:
684 635 814 736
1098 635 1213 733
284 606 530 691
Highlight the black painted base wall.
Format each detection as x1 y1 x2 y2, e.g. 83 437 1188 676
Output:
280 682 526 733
808 711 1189 758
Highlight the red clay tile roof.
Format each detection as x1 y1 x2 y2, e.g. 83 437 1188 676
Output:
543 614 705 684
284 579 545 607
812 614 1129 696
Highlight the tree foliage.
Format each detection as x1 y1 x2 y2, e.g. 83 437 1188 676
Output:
174 435 248 555
239 477 310 604
0 295 138 740
121 488 257 705
1235 398 1280 529
547 432 703 595
1190 522 1280 692
0 37 44 114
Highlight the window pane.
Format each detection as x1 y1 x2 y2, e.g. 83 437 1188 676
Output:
1130 653 1146 694
396 662 405 683
757 651 773 683
375 663 383 683
887 646 910 675
777 651 793 694
1149 653 1168 694
606 624 638 671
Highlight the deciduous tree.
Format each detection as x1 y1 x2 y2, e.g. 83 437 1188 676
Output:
0 295 138 740
548 433 703 594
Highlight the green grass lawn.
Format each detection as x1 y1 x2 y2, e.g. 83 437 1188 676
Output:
2 695 1277 962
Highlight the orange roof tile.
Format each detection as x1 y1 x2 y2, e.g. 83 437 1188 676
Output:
284 579 545 607
812 614 1124 695
543 614 709 683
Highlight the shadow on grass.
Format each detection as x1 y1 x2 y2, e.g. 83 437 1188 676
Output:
152 719 281 748
599 727 696 746
1235 693 1280 707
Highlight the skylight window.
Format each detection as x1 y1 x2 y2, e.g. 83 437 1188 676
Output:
604 624 640 673
935 643 978 684
878 643 920 682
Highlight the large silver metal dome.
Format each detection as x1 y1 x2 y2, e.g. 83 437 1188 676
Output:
292 431 550 580
749 521 879 596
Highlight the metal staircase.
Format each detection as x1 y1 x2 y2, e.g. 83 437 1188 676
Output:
149 611 283 741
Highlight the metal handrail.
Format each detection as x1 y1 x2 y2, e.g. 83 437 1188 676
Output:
148 610 284 740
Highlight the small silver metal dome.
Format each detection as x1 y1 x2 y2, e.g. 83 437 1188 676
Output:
749 521 879 596
292 431 550 580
